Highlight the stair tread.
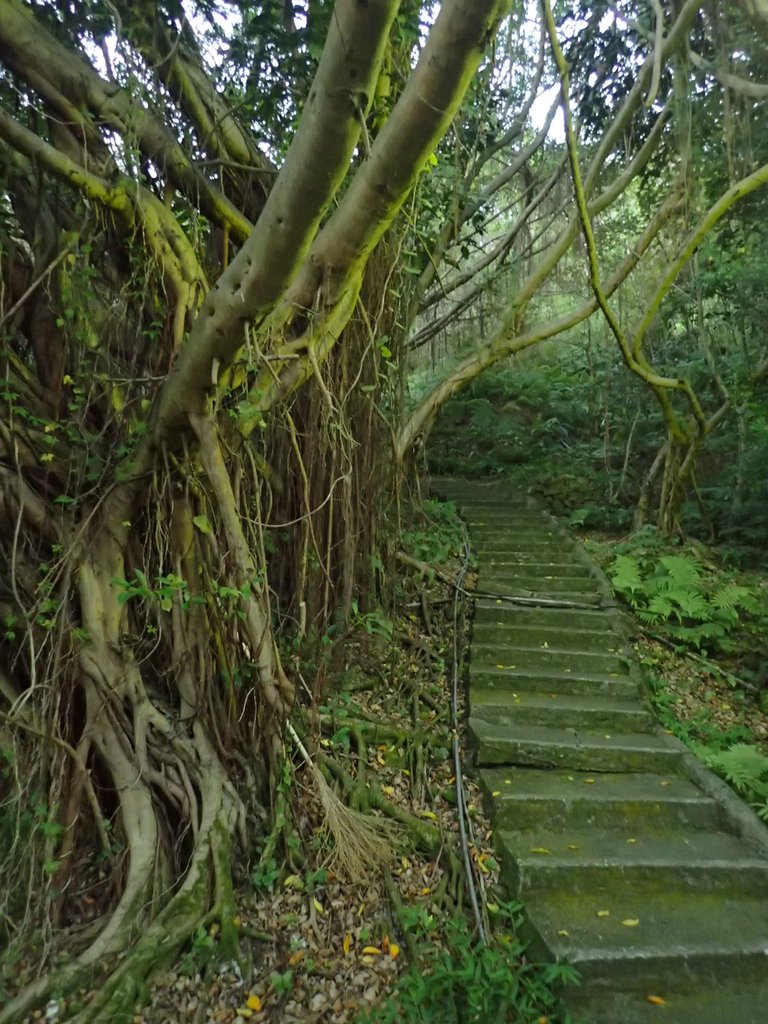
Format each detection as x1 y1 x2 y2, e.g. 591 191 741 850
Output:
497 826 767 867
480 767 706 801
472 691 645 713
528 889 768 957
472 719 678 752
565 980 768 1024
470 664 634 684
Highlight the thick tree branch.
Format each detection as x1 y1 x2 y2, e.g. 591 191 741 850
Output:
396 189 682 459
0 0 253 242
238 0 515 433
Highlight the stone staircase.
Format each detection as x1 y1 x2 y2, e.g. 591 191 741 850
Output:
435 479 768 1024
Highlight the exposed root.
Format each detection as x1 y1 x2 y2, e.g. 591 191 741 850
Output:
315 770 399 882
287 722 398 882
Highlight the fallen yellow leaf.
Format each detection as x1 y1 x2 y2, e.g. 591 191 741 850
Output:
343 933 352 956
312 897 323 914
283 874 302 889
596 910 610 918
626 838 637 844
419 810 438 820
557 929 569 937
288 949 305 966
646 995 666 1006
382 786 395 795
584 778 596 784
420 886 432 895
246 995 262 1011
362 946 381 956
530 847 551 855
566 844 579 850
389 943 400 959
622 919 640 927
491 790 501 798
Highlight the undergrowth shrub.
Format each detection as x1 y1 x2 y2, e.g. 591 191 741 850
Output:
606 528 768 656
402 498 464 564
704 744 768 821
358 901 580 1024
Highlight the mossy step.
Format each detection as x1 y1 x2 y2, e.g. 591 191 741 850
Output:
468 522 562 535
477 590 608 608
472 621 620 651
470 538 575 552
479 767 721 832
472 644 628 676
483 560 593 577
463 513 553 526
479 574 599 595
523 888 768 987
564 979 768 1024
496 828 768 897
471 719 683 772
469 666 641 700
470 690 652 731
473 602 618 631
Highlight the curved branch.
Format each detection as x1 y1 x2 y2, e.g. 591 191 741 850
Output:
396 188 682 459
0 0 252 242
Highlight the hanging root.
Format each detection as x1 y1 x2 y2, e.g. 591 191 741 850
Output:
314 769 399 882
286 722 399 881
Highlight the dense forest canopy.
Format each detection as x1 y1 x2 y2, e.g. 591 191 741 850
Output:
1 0 767 1020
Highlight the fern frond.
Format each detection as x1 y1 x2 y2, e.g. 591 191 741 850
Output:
610 554 643 594
712 584 756 613
657 554 701 589
706 744 768 795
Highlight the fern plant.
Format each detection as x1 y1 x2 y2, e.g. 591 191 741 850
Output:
608 537 766 653
705 744 768 821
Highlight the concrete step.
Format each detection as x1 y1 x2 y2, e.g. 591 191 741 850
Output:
497 828 768 897
564 979 768 1024
472 621 620 651
469 665 641 700
469 522 562 536
470 689 653 732
479 768 723 832
476 590 608 609
478 573 599 594
473 602 619 631
471 643 629 676
524 888 768 988
470 538 576 554
463 512 552 527
471 719 683 772
482 559 593 577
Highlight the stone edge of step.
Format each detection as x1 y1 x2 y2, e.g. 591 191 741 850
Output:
677 748 768 859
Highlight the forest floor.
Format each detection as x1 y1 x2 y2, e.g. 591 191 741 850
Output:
11 551 559 1024
7 507 767 1024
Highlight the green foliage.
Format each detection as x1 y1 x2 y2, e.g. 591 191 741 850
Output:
704 744 768 821
178 925 217 977
358 902 579 1024
607 531 767 653
402 499 465 565
350 600 394 641
647 671 768 822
